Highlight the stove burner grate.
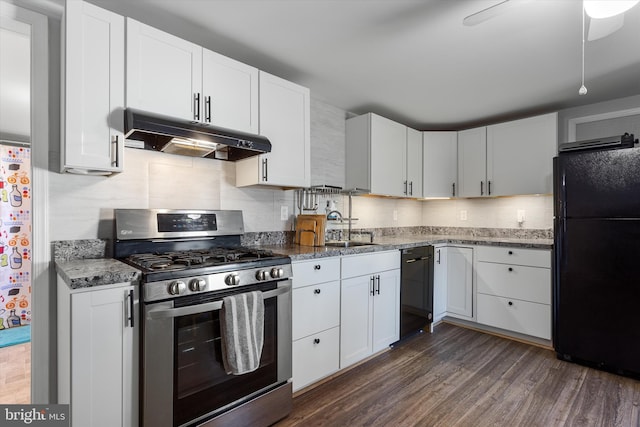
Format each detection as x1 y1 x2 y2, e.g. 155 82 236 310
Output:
126 247 277 271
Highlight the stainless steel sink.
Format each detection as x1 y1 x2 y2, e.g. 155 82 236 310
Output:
324 240 376 248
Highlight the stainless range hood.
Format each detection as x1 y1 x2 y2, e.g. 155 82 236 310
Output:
124 108 271 161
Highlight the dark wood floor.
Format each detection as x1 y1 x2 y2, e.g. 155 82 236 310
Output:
276 323 640 426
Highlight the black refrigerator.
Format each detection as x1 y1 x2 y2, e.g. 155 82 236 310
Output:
553 142 640 378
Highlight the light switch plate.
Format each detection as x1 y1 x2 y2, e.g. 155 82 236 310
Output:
460 210 467 221
280 206 288 221
517 209 525 223
393 210 398 221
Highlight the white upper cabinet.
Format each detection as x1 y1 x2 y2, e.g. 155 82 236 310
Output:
126 19 259 134
235 71 311 188
126 19 202 121
457 126 487 197
62 0 124 174
486 112 557 196
457 113 558 198
346 113 420 198
201 49 259 133
406 127 423 198
423 131 457 198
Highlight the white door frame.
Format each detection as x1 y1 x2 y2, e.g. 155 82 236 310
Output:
1 0 50 404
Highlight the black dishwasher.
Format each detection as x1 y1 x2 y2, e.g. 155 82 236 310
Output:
399 246 434 341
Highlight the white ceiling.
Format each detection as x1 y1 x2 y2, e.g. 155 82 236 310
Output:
87 0 640 130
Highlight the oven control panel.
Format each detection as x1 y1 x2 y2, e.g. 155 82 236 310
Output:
143 263 293 302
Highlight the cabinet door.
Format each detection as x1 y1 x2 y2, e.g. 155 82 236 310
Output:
63 0 124 173
340 275 373 368
202 49 258 134
406 128 423 197
446 246 473 319
292 327 340 392
433 245 448 321
423 131 457 198
457 127 487 197
370 114 407 197
487 112 557 196
236 71 310 187
126 19 202 121
292 280 340 340
71 285 137 427
372 269 400 352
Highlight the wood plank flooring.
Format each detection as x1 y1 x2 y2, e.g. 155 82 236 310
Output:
0 342 30 404
276 323 640 427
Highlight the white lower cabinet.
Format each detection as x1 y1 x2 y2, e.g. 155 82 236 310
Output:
291 258 341 391
445 246 474 320
292 327 340 391
475 246 551 340
57 277 138 427
433 244 448 322
340 251 400 369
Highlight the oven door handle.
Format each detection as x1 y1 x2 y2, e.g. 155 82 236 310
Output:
146 284 291 320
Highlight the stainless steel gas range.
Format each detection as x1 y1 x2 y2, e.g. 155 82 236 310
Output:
114 209 292 427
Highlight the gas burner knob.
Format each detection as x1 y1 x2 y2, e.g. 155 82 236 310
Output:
189 278 207 292
255 270 268 281
168 280 187 295
270 267 284 279
225 274 241 286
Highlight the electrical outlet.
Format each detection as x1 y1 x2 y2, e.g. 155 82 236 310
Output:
460 210 467 221
393 210 398 221
280 206 288 221
517 209 526 223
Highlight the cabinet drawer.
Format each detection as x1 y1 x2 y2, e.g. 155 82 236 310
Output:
292 327 340 391
476 262 550 304
477 293 551 340
341 250 400 279
292 280 340 340
292 258 340 288
476 246 550 268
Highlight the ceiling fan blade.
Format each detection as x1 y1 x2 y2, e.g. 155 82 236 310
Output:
588 14 625 40
463 0 513 26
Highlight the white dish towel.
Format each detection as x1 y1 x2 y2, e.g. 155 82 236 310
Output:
220 291 265 375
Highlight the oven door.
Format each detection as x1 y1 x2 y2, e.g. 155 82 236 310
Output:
142 280 292 427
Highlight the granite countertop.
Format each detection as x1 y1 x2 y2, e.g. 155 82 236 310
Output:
53 239 142 289
255 234 553 261
53 232 552 289
55 258 141 290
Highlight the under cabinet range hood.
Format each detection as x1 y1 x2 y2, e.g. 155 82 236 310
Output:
123 108 271 161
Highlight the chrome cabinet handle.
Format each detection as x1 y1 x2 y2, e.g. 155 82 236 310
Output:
193 93 200 121
409 181 413 196
314 338 320 344
205 96 211 122
314 264 321 270
376 275 381 295
111 135 119 167
436 249 441 264
147 284 290 319
480 181 484 196
262 158 268 181
452 182 456 197
404 180 408 195
370 276 375 296
125 289 134 328
488 180 492 195
314 288 321 294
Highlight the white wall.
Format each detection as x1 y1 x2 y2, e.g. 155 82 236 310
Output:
48 148 295 240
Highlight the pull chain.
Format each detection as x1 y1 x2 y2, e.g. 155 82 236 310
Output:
579 3 588 95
